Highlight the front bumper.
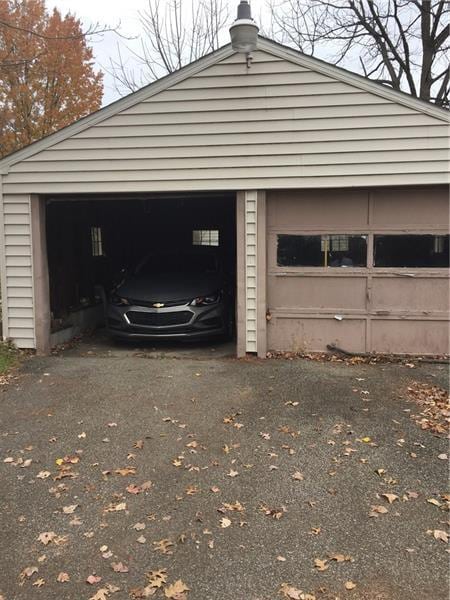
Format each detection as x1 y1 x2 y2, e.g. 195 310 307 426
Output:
106 301 226 341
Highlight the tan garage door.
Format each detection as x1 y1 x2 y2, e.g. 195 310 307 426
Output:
266 186 449 355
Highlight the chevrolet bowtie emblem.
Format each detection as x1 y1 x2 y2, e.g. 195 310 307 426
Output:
153 303 165 308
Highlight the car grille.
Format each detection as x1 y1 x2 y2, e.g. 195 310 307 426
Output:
128 298 190 308
126 310 193 327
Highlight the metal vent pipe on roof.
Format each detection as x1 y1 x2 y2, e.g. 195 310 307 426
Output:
229 0 259 54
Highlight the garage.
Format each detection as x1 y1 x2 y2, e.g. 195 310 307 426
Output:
44 194 236 346
0 37 448 356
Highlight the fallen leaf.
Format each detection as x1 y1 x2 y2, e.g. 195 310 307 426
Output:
329 553 352 563
433 529 449 543
260 504 285 519
369 505 388 517
115 467 136 476
292 471 304 481
104 502 127 512
133 522 146 531
221 501 245 512
381 493 398 504
38 531 57 545
220 517 231 528
137 535 147 544
89 589 110 600
314 558 329 571
57 572 70 582
107 584 120 594
438 453 448 460
111 562 129 573
147 568 168 588
164 579 189 599
227 470 239 478
345 581 357 590
19 566 38 582
279 583 302 599
277 555 287 562
86 574 102 585
62 504 78 514
427 498 441 507
153 539 174 554
36 471 51 479
33 578 45 587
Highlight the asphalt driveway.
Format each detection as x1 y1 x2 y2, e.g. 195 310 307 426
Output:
0 340 448 600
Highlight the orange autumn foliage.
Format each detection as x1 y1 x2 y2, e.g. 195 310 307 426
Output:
0 0 103 158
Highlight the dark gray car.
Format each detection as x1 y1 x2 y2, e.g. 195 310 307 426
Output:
106 252 232 341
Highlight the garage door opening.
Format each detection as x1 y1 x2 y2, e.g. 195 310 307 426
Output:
45 193 237 350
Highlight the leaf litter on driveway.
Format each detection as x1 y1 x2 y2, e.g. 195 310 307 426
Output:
1 351 449 599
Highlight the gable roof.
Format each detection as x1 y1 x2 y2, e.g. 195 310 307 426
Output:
0 36 448 173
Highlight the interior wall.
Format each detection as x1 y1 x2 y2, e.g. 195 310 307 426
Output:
266 186 450 355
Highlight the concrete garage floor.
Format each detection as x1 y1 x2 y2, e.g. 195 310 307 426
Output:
0 342 449 600
58 328 237 360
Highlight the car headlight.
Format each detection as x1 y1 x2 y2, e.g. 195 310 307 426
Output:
110 293 130 306
190 291 221 306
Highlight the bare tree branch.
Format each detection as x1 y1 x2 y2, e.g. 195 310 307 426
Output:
110 0 229 94
268 0 449 106
0 17 115 41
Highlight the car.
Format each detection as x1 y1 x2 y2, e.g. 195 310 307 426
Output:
105 251 234 341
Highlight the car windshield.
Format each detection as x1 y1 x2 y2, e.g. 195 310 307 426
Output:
136 253 218 276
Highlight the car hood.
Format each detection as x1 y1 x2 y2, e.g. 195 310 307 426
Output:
116 271 223 303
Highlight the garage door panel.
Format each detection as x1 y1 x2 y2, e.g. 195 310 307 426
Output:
372 320 449 355
267 189 369 229
372 277 450 313
371 187 449 228
268 275 367 310
268 317 366 353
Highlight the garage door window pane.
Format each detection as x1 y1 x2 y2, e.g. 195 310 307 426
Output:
374 234 449 267
277 234 367 267
193 229 219 246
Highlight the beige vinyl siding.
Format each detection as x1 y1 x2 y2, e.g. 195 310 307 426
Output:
0 193 35 348
3 49 449 195
244 191 258 353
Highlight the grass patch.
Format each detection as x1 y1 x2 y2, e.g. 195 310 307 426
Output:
0 341 18 376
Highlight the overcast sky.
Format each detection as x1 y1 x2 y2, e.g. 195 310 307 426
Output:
47 0 271 105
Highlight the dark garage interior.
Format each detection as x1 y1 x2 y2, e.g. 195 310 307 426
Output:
45 193 236 345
